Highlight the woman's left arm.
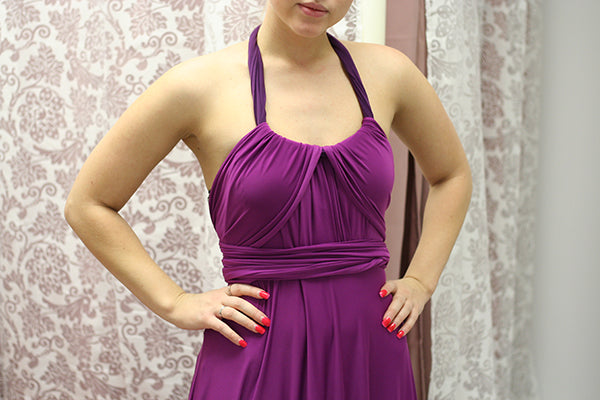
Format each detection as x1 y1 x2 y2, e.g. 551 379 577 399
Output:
378 48 472 337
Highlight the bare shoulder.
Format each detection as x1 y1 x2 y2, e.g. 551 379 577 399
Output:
343 41 417 82
173 40 247 81
340 40 425 124
155 40 248 107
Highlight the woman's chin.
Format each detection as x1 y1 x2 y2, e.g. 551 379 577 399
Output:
287 20 330 38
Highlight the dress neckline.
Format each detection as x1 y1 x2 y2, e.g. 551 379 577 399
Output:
207 27 385 195
247 25 376 148
259 118 380 149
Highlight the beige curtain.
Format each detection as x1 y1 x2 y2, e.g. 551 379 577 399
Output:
425 0 542 398
385 1 543 398
0 1 360 398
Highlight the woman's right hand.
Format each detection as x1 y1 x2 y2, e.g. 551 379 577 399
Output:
167 284 271 348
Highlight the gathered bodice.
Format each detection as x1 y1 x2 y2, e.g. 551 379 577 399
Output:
207 26 395 283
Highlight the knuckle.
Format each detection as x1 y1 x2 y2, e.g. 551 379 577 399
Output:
394 310 406 322
397 313 408 324
226 328 238 339
390 304 403 315
222 307 234 319
229 283 237 295
253 310 265 322
233 297 246 308
225 296 239 307
226 331 239 343
237 312 253 326
392 293 405 302
245 320 257 332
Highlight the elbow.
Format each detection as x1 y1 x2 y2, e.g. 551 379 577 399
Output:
457 161 473 208
431 160 472 193
64 192 117 233
64 192 89 230
429 160 473 209
63 193 78 228
464 162 473 201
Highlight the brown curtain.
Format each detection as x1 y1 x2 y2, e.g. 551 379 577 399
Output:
383 1 431 399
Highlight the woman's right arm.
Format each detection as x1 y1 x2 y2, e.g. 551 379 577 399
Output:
64 60 269 347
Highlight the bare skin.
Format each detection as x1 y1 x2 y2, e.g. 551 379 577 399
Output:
65 0 472 347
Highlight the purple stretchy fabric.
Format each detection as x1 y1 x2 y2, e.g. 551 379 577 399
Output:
188 25 417 400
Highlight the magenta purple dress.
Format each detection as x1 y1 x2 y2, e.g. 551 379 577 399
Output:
188 26 417 399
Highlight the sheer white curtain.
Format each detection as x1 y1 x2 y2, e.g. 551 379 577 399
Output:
425 0 542 398
0 1 359 398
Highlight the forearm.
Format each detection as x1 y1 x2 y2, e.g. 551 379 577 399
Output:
403 170 472 295
64 201 185 321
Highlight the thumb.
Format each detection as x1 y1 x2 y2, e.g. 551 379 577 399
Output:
378 281 394 298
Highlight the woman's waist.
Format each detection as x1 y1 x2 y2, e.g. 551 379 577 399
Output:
219 239 390 282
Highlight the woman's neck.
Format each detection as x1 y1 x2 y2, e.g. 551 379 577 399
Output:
257 6 334 68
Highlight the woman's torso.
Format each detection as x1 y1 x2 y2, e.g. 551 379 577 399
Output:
177 38 398 192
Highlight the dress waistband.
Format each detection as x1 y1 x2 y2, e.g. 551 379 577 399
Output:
220 240 390 283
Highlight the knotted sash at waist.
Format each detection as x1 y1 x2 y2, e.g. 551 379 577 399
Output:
220 240 390 283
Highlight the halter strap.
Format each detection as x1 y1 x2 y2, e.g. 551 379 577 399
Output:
247 25 374 125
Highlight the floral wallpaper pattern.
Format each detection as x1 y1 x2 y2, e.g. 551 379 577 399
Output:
425 0 542 399
0 1 360 398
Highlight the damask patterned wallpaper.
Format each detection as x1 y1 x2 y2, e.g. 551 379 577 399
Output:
0 1 360 398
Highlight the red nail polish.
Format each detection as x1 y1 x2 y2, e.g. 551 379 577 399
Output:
255 325 266 334
379 289 388 298
239 339 247 348
397 330 405 339
382 317 392 328
261 316 271 327
387 323 397 332
259 291 270 299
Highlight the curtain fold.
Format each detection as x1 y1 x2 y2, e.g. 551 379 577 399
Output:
384 1 431 399
424 0 542 398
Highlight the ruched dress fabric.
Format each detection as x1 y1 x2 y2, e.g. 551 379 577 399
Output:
188 26 417 400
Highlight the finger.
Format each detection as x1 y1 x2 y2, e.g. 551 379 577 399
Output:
209 318 248 348
387 300 412 333
396 310 420 339
228 283 270 300
221 298 270 333
381 294 407 330
378 281 394 298
224 295 271 327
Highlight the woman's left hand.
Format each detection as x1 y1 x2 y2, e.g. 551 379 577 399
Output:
378 277 432 338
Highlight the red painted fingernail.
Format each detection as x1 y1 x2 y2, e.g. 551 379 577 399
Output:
239 339 247 348
259 291 270 299
379 289 388 298
382 317 392 328
255 325 266 334
261 316 271 327
397 330 405 339
387 323 397 332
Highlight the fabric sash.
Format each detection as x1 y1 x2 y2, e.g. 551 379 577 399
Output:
220 240 390 282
